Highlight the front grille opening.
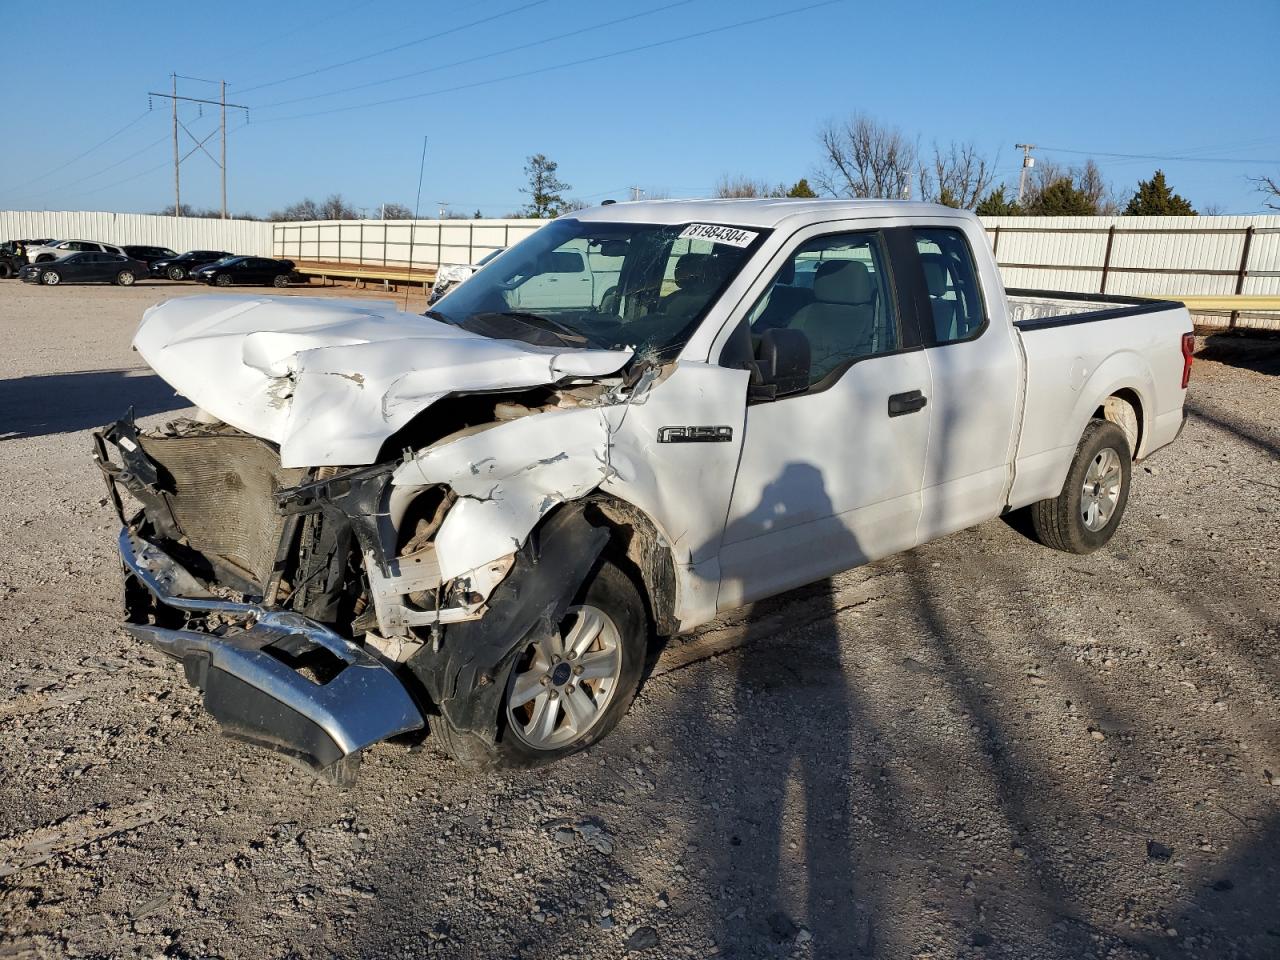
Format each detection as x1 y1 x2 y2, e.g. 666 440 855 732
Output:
262 637 346 686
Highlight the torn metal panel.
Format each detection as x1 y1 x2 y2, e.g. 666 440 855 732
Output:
405 504 609 744
133 294 632 468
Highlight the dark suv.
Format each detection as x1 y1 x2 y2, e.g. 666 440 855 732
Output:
123 245 178 266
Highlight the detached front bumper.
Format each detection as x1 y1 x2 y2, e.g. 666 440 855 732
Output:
117 528 424 785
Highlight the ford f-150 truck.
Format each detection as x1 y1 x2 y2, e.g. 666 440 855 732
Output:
93 199 1193 784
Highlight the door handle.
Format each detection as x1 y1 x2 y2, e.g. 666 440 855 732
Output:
888 390 928 417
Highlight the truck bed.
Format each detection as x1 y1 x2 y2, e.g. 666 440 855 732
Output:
1007 289 1183 329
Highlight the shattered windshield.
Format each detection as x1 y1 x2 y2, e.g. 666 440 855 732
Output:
429 219 768 354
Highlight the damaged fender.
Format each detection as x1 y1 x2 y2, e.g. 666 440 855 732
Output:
406 503 610 743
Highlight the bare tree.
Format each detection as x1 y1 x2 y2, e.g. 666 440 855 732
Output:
1253 174 1280 211
380 202 415 219
714 174 774 198
917 141 997 209
815 114 917 199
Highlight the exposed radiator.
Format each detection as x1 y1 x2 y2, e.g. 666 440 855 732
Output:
138 431 307 591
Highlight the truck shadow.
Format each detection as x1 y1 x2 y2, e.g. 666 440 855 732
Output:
0 368 187 441
1196 331 1280 376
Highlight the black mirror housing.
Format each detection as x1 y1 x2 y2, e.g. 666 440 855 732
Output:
756 328 810 397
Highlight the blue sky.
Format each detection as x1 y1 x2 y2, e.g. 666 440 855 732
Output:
4 0 1278 217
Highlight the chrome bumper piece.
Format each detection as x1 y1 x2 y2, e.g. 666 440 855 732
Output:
118 529 423 783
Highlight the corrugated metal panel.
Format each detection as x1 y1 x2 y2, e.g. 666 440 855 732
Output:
980 215 1280 297
270 219 545 267
0 211 274 255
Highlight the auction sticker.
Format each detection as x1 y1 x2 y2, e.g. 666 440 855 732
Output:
678 223 759 248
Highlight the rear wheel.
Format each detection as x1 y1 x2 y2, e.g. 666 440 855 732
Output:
0 263 12 279
272 274 290 288
1030 418 1132 554
433 559 648 770
167 265 186 281
116 270 136 286
41 271 60 285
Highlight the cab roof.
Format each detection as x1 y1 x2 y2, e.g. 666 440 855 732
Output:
570 198 977 230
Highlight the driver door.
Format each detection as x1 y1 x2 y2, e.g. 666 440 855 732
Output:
716 225 932 609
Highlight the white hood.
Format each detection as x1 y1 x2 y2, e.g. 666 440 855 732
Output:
133 295 632 468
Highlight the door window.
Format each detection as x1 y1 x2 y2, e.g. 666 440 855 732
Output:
913 228 986 343
745 232 898 386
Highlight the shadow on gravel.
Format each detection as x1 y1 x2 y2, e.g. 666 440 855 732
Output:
0 368 186 441
1197 332 1280 377
1186 399 1279 459
678 464 880 957
1158 812 1280 957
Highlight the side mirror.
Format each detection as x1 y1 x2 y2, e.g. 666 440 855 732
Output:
754 328 810 398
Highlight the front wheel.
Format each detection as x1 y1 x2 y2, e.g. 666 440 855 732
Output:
214 273 232 287
433 559 648 770
41 271 60 286
0 263 12 279
116 270 136 286
1030 418 1132 554
167 265 186 281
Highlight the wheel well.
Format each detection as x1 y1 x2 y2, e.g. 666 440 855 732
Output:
581 495 679 637
1094 389 1143 459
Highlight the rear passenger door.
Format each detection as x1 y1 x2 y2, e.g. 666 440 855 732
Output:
716 224 932 609
907 224 1023 541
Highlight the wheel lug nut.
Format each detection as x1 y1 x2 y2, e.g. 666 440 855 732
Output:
540 675 551 686
573 665 584 676
549 689 559 700
566 684 575 694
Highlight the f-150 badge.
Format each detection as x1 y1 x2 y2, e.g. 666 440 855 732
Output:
657 425 733 443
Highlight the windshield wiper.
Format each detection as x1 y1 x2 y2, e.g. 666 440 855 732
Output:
422 309 455 324
471 311 593 348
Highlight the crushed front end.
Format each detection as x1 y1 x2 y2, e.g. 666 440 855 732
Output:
92 415 425 785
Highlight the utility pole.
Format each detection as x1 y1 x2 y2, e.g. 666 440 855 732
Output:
628 186 645 202
220 80 227 219
150 77 248 219
437 201 449 219
171 74 180 217
1016 143 1036 204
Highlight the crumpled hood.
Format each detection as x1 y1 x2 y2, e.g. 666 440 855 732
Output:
133 295 632 468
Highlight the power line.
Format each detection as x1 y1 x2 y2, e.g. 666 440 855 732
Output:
251 0 700 111
238 0 552 94
259 0 846 123
14 110 154 192
1039 144 1280 165
10 130 172 205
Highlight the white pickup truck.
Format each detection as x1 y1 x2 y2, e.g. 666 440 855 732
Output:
94 199 1193 783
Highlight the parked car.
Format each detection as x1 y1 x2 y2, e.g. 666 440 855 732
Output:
191 255 296 287
21 251 148 286
25 239 126 263
148 250 234 281
428 248 504 304
122 245 178 265
93 199 1193 784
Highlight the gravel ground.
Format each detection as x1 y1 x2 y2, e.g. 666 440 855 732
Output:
0 282 1276 960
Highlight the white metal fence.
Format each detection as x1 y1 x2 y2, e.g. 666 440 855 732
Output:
269 219 543 268
6 209 1278 307
0 211 273 256
981 215 1280 298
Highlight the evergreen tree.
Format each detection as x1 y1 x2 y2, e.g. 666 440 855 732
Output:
1123 170 1196 215
520 154 571 218
975 186 1020 216
1026 177 1096 216
786 178 817 198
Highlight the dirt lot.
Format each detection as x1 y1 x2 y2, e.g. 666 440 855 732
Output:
0 281 1276 960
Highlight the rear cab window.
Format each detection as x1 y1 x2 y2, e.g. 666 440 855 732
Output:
913 228 986 344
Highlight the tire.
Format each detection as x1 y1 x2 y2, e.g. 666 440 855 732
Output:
1030 418 1132 554
433 559 648 771
0 263 11 279
41 271 60 286
167 265 186 281
214 273 232 287
272 274 289 288
116 270 136 286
